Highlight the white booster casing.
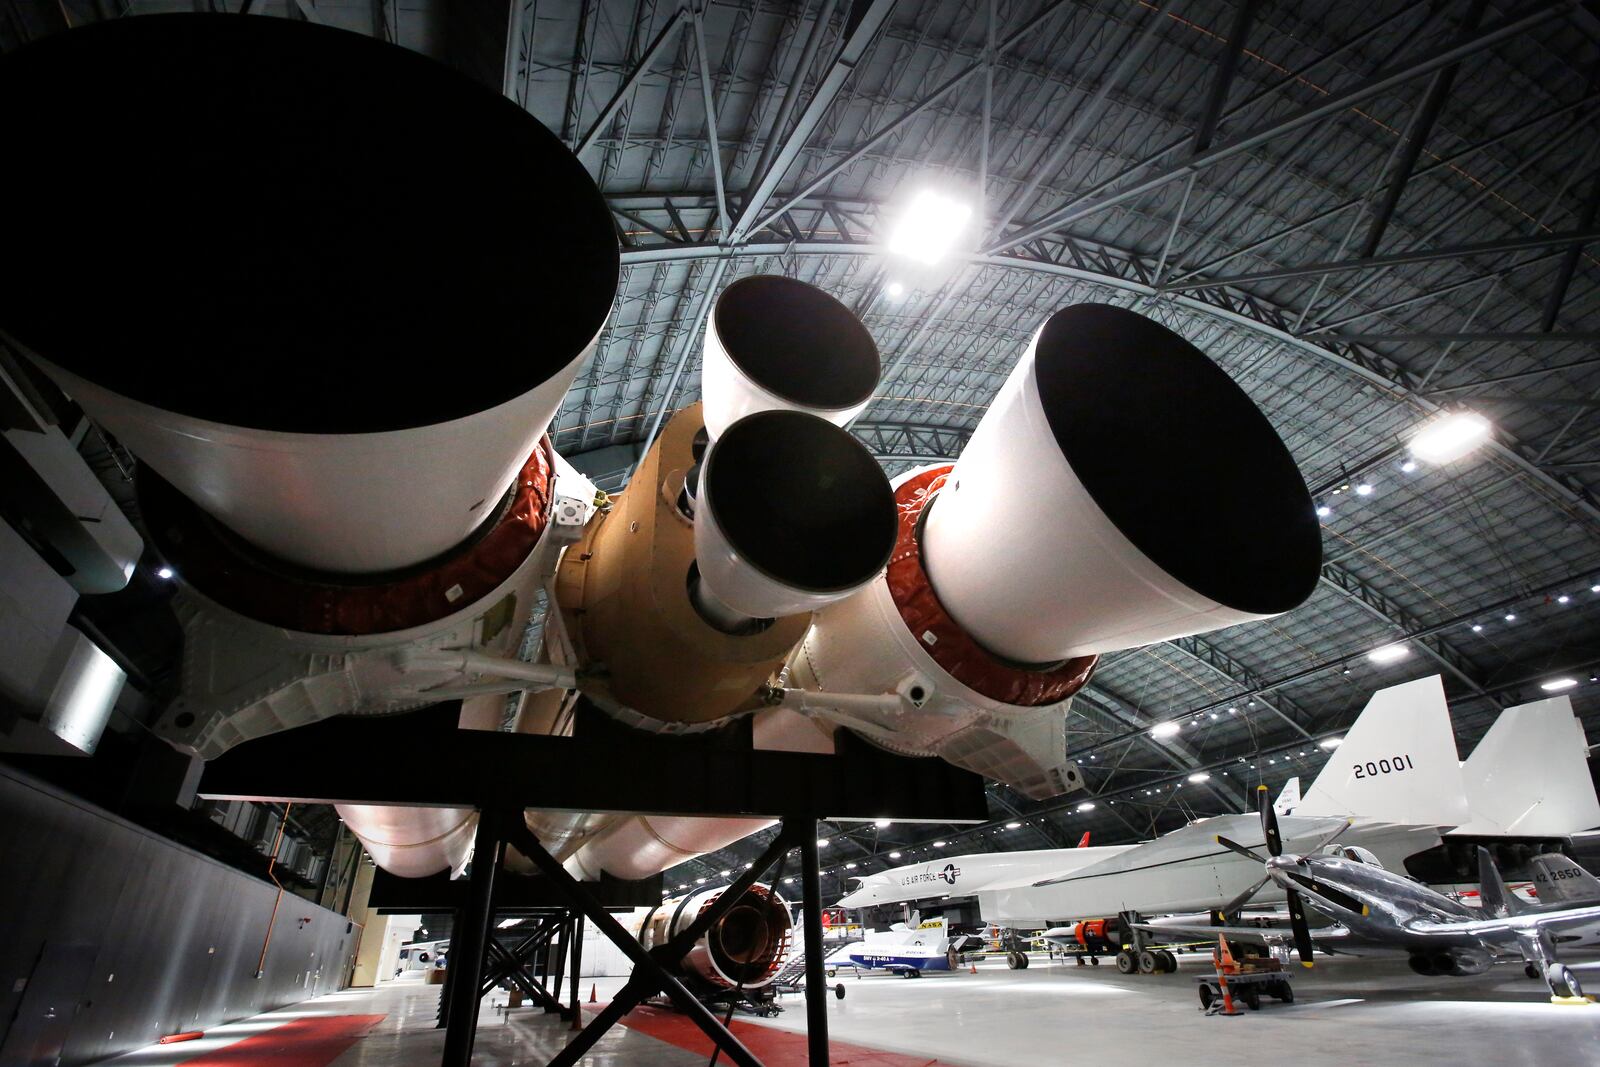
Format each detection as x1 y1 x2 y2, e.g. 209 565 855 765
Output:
790 303 1321 798
0 16 620 877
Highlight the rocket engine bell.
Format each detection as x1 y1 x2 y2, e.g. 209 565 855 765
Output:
783 303 1322 798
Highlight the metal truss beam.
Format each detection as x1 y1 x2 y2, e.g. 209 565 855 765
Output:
987 0 1577 255
729 0 897 241
575 7 688 156
1163 228 1600 294
1162 635 1314 740
1071 684 1249 812
1345 331 1600 344
1318 560 1500 706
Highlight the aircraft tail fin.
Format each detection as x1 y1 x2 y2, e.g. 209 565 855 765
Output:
1476 846 1524 917
1077 831 1091 848
1529 854 1600 906
1274 777 1301 816
1450 695 1600 837
1297 675 1469 826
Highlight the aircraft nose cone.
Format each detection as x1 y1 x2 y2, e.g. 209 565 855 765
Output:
1266 855 1298 872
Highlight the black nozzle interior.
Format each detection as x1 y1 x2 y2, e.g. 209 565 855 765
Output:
0 14 618 434
1032 303 1321 615
702 410 896 594
712 276 879 411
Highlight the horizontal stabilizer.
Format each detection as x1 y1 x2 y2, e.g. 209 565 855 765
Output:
1529 854 1600 907
1450 695 1600 837
1298 675 1469 826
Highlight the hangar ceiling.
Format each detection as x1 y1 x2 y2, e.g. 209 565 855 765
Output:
6 0 1600 893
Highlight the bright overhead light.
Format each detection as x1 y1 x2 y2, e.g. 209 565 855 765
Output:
156 566 174 580
874 818 891 828
886 190 972 265
933 840 947 847
1319 737 1343 749
1355 483 1373 497
1076 802 1096 812
744 862 754 869
846 862 858 869
696 877 707 884
719 869 731 877
817 838 830 847
1504 613 1517 622
1228 706 1238 715
885 281 906 298
1316 505 1332 518
1541 678 1578 692
1187 772 1211 783
1400 459 1417 473
1591 585 1600 594
1558 595 1570 604
783 876 795 883
1006 821 1021 829
1367 643 1410 664
1471 624 1483 632
1151 721 1181 739
1408 412 1491 464
889 851 901 859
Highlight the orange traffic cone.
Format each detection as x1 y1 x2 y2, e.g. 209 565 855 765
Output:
589 983 598 1003
969 962 978 974
1213 935 1242 1016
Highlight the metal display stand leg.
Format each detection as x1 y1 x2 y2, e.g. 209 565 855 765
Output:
796 818 830 1067
441 811 505 1066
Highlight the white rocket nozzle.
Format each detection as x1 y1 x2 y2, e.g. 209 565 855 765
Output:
0 15 618 575
693 409 897 620
921 303 1321 663
700 275 880 439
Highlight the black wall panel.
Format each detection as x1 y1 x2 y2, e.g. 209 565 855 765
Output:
0 766 359 1066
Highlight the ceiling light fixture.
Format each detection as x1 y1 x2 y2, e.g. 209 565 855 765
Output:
1319 737 1343 749
1076 802 1096 812
1187 772 1210 783
1408 411 1491 464
1367 643 1410 664
1005 822 1021 829
889 851 901 859
1355 483 1373 496
874 818 891 828
886 190 972 265
885 281 906 298
1541 678 1578 692
1151 721 1181 739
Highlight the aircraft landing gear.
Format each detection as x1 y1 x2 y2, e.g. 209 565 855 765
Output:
1526 963 1541 980
1006 951 1030 970
1116 951 1137 974
1546 964 1585 1000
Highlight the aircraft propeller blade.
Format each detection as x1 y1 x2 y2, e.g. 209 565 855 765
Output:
1286 887 1315 967
1257 784 1283 858
1215 835 1267 864
1214 875 1271 923
1283 871 1367 915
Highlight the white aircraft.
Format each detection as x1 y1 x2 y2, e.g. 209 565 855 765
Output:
837 832 1126 910
979 679 1600 929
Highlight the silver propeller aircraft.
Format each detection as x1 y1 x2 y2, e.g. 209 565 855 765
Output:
1150 785 1600 1001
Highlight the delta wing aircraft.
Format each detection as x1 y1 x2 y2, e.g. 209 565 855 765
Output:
977 676 1467 926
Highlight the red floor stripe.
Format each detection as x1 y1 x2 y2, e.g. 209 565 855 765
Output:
604 1003 948 1067
178 1014 386 1067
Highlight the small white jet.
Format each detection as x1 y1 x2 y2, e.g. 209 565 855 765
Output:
836 916 972 977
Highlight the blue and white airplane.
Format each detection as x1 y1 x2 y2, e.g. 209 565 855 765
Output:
839 917 971 977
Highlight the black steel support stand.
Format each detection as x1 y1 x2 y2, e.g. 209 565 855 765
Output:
796 818 829 1067
441 811 503 1067
499 814 841 1067
567 912 584 1029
